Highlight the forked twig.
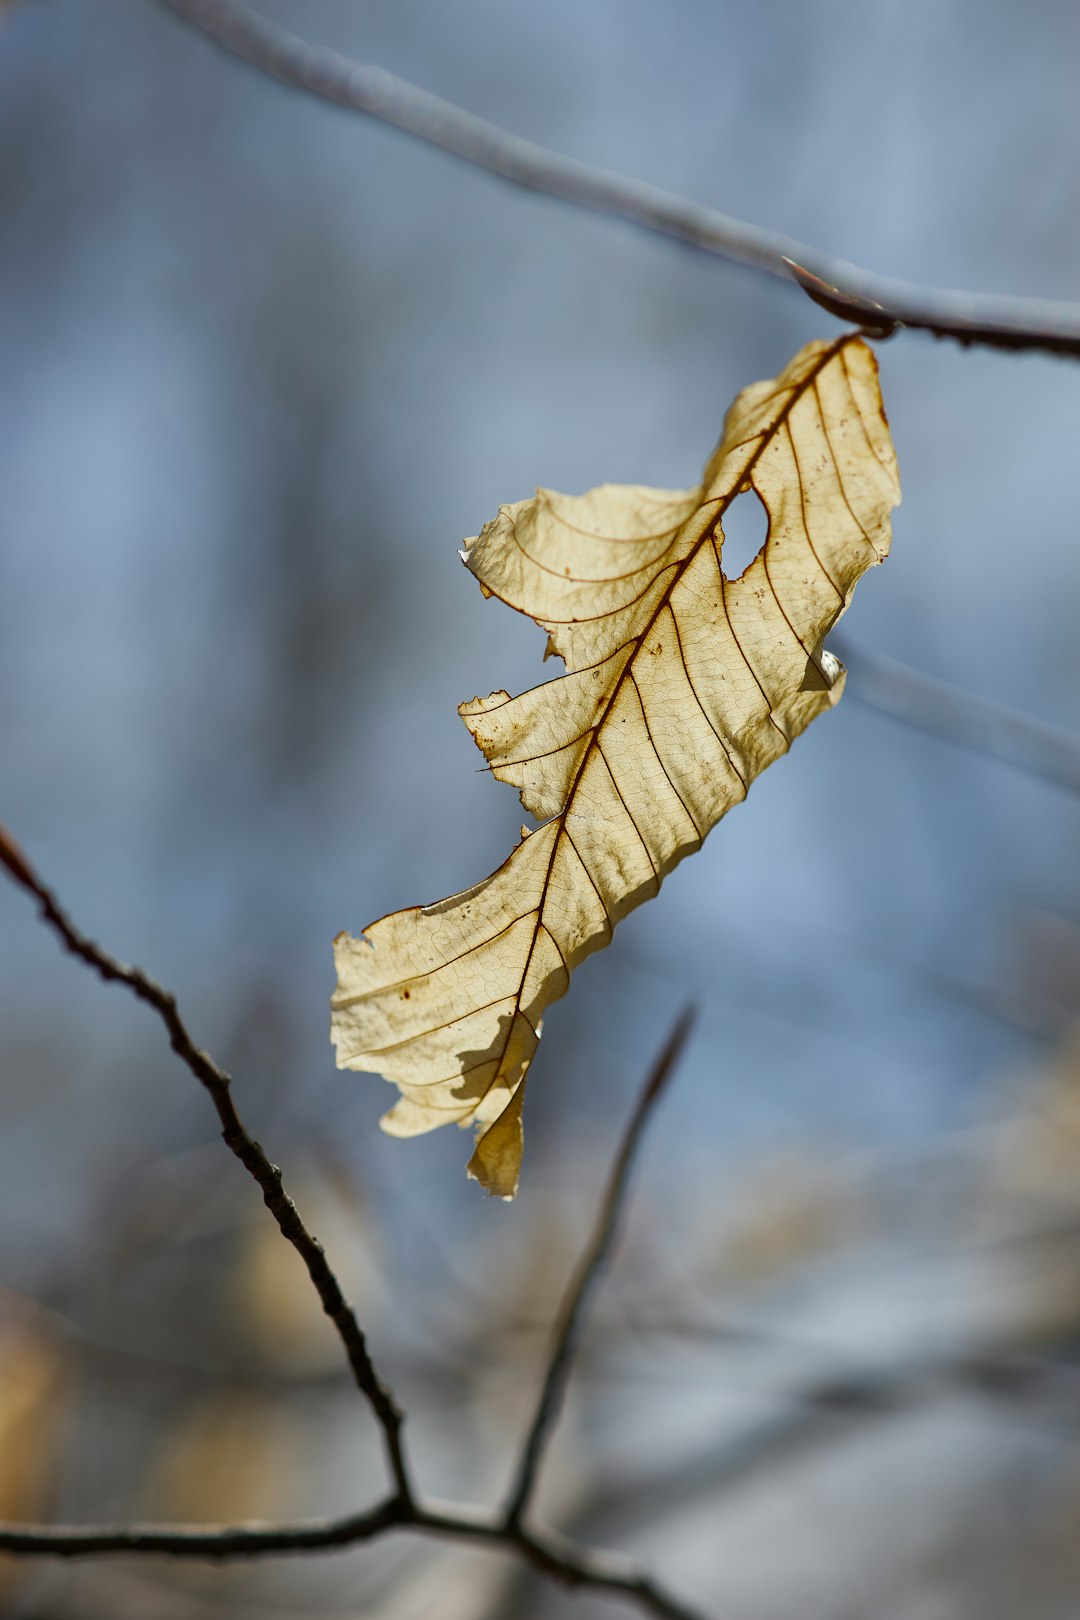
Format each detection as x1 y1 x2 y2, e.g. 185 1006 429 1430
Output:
505 1007 697 1526
153 0 1080 359
0 1502 704 1619
0 832 708 1620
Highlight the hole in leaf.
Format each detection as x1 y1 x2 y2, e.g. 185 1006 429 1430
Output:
720 488 769 582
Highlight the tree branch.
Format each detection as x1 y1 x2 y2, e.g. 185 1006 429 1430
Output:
0 1499 708 1620
0 834 709 1618
834 637 1080 796
153 0 1080 360
0 825 412 1505
504 1007 697 1527
416 1503 710 1620
0 1500 404 1559
1 1335 1061 1620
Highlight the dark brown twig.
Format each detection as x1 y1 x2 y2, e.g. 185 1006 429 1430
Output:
0 831 709 1619
0 825 411 1504
0 1500 404 1559
0 1500 706 1620
417 1503 709 1620
153 0 1080 360
504 1007 697 1527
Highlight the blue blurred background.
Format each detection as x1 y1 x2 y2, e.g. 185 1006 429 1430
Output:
2 3 1080 1616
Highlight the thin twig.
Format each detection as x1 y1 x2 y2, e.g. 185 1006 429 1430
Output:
0 825 411 1504
417 1503 709 1620
0 1500 404 1559
0 1499 708 1620
834 637 1080 796
504 1007 697 1527
153 0 1080 359
0 831 710 1619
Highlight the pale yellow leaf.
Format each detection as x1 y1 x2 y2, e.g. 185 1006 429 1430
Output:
332 336 900 1196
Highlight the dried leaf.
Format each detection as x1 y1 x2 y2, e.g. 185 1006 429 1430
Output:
333 336 899 1196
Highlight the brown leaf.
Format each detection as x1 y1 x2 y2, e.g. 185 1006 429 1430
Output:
332 337 900 1196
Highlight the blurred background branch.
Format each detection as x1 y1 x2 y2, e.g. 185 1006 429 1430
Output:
832 638 1080 796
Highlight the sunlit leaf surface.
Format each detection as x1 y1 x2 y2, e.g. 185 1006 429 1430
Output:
332 337 900 1196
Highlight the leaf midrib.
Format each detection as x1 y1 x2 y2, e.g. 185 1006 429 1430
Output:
478 334 855 1123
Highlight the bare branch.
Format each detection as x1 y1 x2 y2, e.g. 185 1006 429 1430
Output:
0 839 709 1618
2 1336 1061 1619
416 1503 710 1620
0 825 412 1504
0 1501 708 1619
153 0 1080 360
835 637 1080 796
0 1500 403 1559
504 1007 697 1527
